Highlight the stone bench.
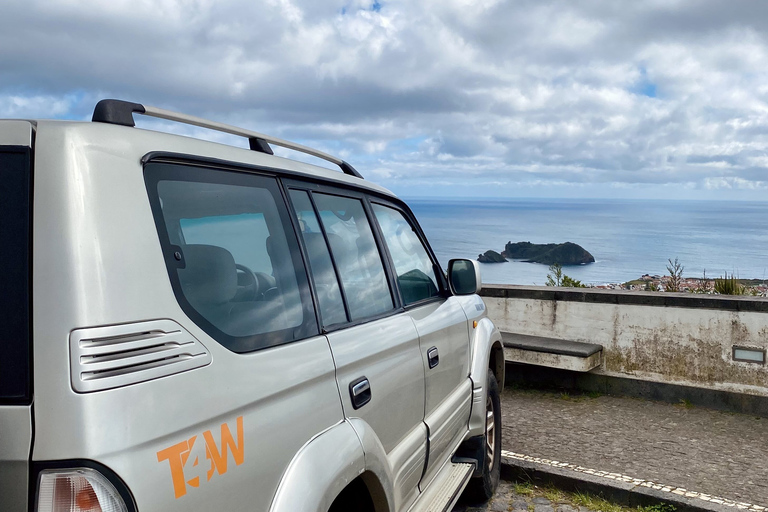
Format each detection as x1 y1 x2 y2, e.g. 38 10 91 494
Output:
501 332 603 372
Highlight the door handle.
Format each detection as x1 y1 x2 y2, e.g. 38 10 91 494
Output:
427 346 439 369
349 377 372 410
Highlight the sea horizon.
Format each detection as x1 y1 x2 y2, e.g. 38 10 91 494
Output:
403 196 768 286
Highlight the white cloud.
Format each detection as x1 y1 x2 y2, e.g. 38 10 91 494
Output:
3 0 768 198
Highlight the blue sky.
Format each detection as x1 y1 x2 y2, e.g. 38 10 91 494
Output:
3 0 768 200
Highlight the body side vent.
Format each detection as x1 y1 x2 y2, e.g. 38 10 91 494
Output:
70 319 211 393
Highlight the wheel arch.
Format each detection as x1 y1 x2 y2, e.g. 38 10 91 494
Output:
467 317 503 438
268 421 366 512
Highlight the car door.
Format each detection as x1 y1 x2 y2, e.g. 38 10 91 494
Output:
370 201 472 489
285 184 427 512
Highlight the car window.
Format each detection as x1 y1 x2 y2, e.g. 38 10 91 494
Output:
289 190 348 327
145 163 317 352
372 204 441 305
312 193 394 321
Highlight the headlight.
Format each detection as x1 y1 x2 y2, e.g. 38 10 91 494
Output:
36 468 129 512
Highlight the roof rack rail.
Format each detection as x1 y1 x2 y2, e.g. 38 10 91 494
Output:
91 99 363 179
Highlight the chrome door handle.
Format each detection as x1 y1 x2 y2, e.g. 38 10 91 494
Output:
427 347 439 369
349 377 372 409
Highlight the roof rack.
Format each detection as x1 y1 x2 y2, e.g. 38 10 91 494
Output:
91 99 363 179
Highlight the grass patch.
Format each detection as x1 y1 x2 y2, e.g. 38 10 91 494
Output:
678 398 694 409
514 482 535 496
587 390 602 399
542 484 567 502
511 481 677 512
638 504 677 512
572 492 626 512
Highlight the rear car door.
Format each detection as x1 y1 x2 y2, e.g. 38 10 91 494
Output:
0 121 34 512
370 201 472 489
286 184 428 512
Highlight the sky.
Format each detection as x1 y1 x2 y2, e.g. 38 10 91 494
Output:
3 0 768 200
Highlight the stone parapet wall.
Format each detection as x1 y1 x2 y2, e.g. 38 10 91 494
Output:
481 285 768 397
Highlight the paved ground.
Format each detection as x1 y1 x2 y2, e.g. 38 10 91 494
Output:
453 480 610 512
498 387 768 507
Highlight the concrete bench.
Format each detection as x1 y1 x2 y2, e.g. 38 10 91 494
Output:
501 332 603 372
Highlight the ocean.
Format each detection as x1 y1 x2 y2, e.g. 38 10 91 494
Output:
404 198 768 286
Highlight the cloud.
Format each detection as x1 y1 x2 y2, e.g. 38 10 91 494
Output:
3 0 768 198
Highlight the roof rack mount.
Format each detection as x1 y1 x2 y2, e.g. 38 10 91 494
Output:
91 99 363 179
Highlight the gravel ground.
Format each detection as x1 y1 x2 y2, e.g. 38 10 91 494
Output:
498 387 768 507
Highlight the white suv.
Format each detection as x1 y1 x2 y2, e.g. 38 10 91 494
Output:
0 100 504 512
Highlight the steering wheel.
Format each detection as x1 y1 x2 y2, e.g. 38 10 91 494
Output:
331 209 354 221
234 263 259 301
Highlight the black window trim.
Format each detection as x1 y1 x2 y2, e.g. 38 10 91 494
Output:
283 178 407 329
143 160 320 354
368 197 450 309
0 145 33 405
284 186 352 330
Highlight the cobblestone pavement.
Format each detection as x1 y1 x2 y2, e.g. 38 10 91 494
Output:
453 480 593 512
499 388 768 507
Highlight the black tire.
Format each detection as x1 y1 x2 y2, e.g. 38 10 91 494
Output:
328 478 375 512
464 371 501 502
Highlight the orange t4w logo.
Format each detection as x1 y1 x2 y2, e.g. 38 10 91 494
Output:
157 416 245 499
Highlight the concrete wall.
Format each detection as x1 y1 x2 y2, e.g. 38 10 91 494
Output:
481 285 768 397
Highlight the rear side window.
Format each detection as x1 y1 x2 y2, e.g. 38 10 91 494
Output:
289 190 347 327
145 162 317 353
313 193 394 321
0 147 31 403
372 204 441 305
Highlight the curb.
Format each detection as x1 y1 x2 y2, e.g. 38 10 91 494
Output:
500 451 765 512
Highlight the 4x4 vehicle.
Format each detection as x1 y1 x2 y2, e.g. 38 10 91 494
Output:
0 100 504 512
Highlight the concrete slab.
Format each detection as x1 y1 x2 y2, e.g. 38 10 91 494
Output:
501 333 603 372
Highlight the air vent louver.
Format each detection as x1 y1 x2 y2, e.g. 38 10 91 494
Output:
70 319 211 393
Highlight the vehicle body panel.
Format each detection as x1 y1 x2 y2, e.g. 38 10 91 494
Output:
30 123 344 511
326 315 427 511
407 299 472 488
4 118 499 512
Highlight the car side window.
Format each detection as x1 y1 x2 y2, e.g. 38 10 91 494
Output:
145 162 317 353
289 190 348 327
372 204 441 305
312 193 394 321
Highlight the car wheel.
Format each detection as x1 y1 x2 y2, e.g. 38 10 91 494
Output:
464 371 501 502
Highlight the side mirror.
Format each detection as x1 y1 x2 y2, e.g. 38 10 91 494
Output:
447 259 482 295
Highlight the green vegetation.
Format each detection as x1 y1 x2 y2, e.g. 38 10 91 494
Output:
546 263 586 288
638 503 677 512
714 273 749 295
514 482 535 496
678 398 694 409
665 258 684 292
513 481 677 512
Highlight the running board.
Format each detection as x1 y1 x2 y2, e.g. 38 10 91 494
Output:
409 461 475 512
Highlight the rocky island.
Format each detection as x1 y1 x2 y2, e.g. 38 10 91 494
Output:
477 250 507 263
477 241 595 265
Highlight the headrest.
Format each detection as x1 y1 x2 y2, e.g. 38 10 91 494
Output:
178 244 237 306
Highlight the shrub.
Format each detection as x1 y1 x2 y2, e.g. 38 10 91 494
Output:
665 258 684 292
546 263 586 288
714 273 747 295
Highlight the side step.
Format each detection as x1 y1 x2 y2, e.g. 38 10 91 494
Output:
409 461 474 512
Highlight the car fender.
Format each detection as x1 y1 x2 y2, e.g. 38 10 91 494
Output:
346 417 398 512
467 316 504 438
269 420 365 512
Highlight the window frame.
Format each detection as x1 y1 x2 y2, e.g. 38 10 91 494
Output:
143 158 320 353
368 198 449 309
0 146 33 405
283 179 404 331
